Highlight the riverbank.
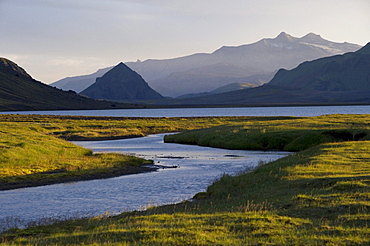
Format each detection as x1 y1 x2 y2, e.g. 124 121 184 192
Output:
164 114 370 151
0 162 161 191
0 119 154 191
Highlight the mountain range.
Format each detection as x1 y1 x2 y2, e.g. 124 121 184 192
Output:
0 58 137 111
80 62 163 101
162 42 370 106
51 32 362 97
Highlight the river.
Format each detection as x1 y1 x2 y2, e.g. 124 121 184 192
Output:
0 133 289 232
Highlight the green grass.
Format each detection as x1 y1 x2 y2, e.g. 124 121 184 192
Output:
164 114 370 151
0 114 251 141
0 115 251 189
1 114 370 245
1 141 369 245
0 120 154 190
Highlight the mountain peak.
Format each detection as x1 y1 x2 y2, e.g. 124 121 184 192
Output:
274 32 295 42
116 62 126 67
110 62 130 71
0 57 32 79
302 32 321 38
80 62 163 101
300 32 325 43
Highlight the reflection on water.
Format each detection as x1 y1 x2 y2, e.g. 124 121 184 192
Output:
0 134 289 231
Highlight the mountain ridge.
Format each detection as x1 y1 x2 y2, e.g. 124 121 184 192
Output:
51 32 362 97
157 42 370 106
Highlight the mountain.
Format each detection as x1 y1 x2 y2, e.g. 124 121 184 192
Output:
51 32 362 97
268 42 370 91
176 82 260 99
0 58 135 111
50 66 112 93
148 63 268 97
128 32 361 96
162 43 370 106
80 62 163 101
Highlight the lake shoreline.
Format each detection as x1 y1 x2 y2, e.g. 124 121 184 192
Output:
1 101 370 113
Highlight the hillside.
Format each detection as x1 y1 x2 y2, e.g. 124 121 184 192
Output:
80 62 163 101
51 32 361 97
268 42 370 91
0 58 135 111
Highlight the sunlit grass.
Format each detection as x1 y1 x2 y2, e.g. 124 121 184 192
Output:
1 114 370 245
0 121 152 190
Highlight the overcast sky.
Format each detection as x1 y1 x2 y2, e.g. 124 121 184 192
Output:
1 0 369 84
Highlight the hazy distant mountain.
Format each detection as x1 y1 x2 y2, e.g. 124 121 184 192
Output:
51 32 362 97
0 58 130 111
149 62 268 97
50 66 112 93
164 42 370 106
177 82 261 99
80 62 163 101
128 32 361 96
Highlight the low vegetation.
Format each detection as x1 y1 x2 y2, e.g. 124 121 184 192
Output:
164 114 370 151
1 114 370 245
0 115 250 190
0 114 248 141
0 120 153 190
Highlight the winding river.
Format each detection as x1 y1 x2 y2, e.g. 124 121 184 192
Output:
0 133 289 231
2 105 367 231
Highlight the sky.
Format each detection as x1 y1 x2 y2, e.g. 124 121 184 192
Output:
0 0 369 84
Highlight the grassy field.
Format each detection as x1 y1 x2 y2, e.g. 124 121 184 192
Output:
0 114 244 190
0 114 248 141
1 114 370 245
0 120 154 190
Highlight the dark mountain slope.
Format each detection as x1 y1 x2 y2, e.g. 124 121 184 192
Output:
0 58 132 111
268 42 370 91
80 62 163 101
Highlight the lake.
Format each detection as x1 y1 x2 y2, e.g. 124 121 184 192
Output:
1 105 370 117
